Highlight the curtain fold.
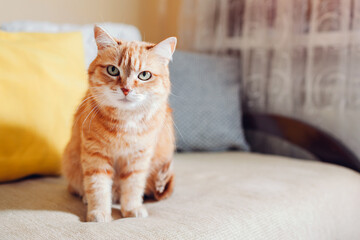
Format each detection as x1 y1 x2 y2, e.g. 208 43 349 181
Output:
180 0 360 159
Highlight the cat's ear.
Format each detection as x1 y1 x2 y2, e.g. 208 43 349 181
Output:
94 25 117 50
152 37 177 61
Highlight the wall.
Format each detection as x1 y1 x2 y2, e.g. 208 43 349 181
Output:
0 0 181 44
137 0 182 43
0 0 140 26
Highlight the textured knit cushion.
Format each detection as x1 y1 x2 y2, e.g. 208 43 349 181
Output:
0 21 142 67
1 152 360 239
169 51 249 151
0 31 87 182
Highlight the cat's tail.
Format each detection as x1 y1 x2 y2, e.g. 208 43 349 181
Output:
146 160 175 201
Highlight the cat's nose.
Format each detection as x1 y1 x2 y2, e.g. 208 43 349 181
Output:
121 88 130 96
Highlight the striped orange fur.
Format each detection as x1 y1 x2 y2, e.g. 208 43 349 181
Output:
62 26 176 222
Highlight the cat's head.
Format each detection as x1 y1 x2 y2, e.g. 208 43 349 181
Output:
88 26 177 110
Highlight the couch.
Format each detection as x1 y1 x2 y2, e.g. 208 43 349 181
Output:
1 152 360 239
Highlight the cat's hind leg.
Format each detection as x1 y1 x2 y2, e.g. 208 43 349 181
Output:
145 160 175 201
112 176 121 204
62 135 85 202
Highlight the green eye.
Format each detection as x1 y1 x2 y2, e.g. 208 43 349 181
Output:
107 65 120 76
138 71 152 81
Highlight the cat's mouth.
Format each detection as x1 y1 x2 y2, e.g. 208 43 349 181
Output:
118 98 131 103
115 94 145 105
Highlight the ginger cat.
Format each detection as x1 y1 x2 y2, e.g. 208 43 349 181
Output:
62 26 176 222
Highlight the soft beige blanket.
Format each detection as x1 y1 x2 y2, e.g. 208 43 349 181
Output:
1 152 359 239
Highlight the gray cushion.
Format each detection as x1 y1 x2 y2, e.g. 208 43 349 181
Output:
169 51 249 151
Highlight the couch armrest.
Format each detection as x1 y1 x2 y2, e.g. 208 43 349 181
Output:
243 113 360 172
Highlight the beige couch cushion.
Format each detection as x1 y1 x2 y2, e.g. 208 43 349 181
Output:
1 152 360 239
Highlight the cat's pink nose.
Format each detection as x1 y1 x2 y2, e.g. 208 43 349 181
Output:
121 88 130 96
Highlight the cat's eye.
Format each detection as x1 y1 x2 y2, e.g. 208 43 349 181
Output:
138 71 152 81
107 65 120 76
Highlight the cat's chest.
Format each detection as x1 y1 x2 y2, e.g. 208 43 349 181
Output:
119 119 146 133
103 106 165 158
108 124 158 158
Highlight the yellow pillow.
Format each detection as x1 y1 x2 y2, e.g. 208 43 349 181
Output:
0 31 87 182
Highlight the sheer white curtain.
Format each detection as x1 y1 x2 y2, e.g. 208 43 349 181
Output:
179 0 360 159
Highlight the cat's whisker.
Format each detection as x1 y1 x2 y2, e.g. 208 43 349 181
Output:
81 97 103 131
169 92 183 99
165 123 173 147
87 97 108 132
81 106 97 130
171 118 185 143
73 98 100 127
88 106 100 132
73 96 96 118
75 95 96 112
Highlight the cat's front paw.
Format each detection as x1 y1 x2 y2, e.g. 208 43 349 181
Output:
121 205 148 218
87 210 112 222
